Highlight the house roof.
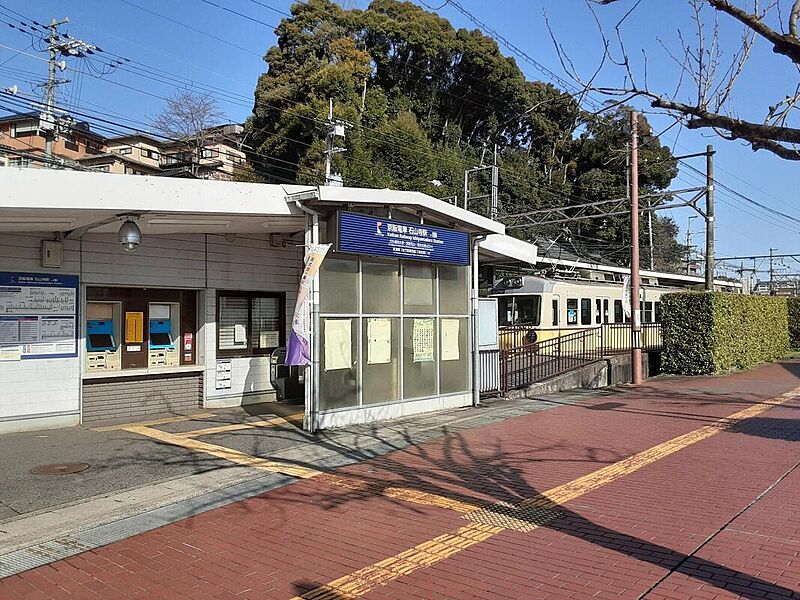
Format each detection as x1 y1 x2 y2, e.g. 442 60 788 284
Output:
75 153 160 172
0 112 106 140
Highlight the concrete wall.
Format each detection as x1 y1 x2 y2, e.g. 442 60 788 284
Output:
509 351 658 399
82 371 203 424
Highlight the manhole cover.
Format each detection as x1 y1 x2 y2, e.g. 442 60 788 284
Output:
30 463 90 475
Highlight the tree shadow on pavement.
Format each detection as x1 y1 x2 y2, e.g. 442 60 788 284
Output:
271 422 800 600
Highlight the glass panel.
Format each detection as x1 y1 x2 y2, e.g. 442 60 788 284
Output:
595 299 602 323
440 317 469 394
498 297 513 326
580 298 592 325
403 262 435 314
614 300 623 323
251 296 281 350
403 317 437 399
655 302 662 322
218 296 248 350
567 298 578 325
362 260 400 314
644 301 654 323
552 298 559 326
319 317 358 410
362 317 400 404
603 299 609 323
515 296 541 325
438 265 469 315
319 257 358 314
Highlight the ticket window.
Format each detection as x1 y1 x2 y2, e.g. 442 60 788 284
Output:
86 302 122 371
148 303 180 368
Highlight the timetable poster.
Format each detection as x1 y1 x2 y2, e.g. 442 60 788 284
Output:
0 272 79 360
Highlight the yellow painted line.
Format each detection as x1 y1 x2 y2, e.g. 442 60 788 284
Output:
298 524 501 600
172 412 304 438
291 388 800 600
123 425 321 479
91 412 215 431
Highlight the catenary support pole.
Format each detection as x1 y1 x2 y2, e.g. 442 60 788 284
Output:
705 144 715 291
630 111 642 385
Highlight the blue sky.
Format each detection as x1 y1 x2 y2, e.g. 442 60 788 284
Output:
0 0 797 278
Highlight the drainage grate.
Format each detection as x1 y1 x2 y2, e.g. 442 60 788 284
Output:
30 463 90 475
463 501 562 532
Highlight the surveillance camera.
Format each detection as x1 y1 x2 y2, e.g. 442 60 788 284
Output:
118 219 141 253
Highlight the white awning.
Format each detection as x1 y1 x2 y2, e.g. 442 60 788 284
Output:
478 234 538 265
0 168 305 235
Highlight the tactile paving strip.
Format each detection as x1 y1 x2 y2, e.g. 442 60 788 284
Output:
462 501 562 532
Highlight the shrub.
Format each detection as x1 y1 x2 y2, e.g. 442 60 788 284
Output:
661 292 789 375
788 297 800 349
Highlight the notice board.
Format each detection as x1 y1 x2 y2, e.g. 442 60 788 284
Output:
0 272 79 360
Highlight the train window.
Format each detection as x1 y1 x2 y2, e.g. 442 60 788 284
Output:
655 302 662 322
552 298 559 326
516 296 541 326
644 301 654 323
614 300 623 323
580 298 592 325
603 299 609 323
497 296 541 326
567 298 578 325
595 299 602 323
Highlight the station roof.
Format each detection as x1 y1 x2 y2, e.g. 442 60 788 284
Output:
285 185 504 236
0 168 305 236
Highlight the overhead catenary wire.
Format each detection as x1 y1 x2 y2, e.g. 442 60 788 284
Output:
1 0 795 244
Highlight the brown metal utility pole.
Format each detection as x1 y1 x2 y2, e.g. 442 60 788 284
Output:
630 111 642 385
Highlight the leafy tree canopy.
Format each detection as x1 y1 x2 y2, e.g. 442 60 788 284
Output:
246 0 686 271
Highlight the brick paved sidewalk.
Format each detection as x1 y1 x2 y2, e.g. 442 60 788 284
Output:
2 360 800 600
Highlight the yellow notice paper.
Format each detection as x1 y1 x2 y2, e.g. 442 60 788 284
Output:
324 319 352 370
367 318 392 365
412 318 434 363
441 319 460 361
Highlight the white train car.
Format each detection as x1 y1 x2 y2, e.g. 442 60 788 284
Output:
489 269 745 350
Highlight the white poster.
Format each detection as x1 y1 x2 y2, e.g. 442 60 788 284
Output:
233 323 247 344
259 330 280 348
324 319 352 371
412 318 435 363
0 319 19 344
0 273 78 358
367 318 392 365
441 319 460 361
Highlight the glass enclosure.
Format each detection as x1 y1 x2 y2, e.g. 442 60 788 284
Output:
318 256 471 411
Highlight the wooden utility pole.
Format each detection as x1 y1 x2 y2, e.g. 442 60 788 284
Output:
630 111 642 385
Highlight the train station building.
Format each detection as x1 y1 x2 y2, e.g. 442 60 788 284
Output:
0 168 537 434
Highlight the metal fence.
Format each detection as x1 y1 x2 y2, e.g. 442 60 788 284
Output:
495 323 662 393
600 322 662 353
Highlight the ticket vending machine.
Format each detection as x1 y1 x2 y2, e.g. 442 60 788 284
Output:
86 303 121 371
148 303 179 367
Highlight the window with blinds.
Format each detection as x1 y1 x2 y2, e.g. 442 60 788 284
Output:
252 297 281 350
218 296 249 351
217 292 284 356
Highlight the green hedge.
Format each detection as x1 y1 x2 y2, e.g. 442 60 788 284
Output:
788 297 800 349
661 292 789 375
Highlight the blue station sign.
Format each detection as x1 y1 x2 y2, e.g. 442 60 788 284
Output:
337 212 470 265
